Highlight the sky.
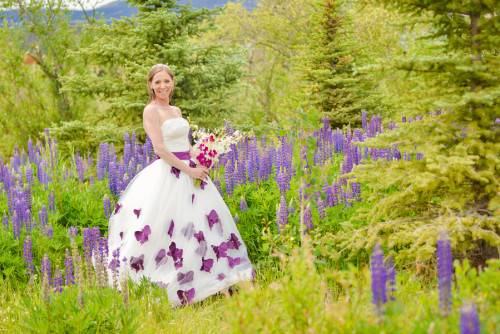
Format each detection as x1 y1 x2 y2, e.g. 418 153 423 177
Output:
63 0 116 10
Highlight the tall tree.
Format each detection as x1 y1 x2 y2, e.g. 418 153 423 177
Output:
330 0 500 266
62 0 243 127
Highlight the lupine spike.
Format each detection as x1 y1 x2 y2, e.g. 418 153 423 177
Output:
460 302 480 334
371 243 387 316
437 231 453 316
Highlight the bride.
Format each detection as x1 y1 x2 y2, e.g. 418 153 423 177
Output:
106 64 255 307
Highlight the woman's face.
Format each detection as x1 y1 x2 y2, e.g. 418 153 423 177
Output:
150 70 174 101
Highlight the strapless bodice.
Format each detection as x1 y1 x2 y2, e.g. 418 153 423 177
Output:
161 117 190 152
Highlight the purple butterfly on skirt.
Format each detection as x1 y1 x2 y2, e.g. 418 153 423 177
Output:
181 222 195 240
200 180 207 190
167 220 175 238
195 240 207 257
155 249 168 267
134 225 151 245
206 209 220 230
177 288 195 305
200 257 214 272
189 160 196 168
227 233 241 250
133 208 141 218
177 270 194 284
114 203 122 214
130 255 144 272
194 230 205 242
167 242 183 269
171 166 181 178
211 242 229 260
217 273 225 281
227 256 241 268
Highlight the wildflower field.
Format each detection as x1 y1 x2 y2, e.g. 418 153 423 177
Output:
0 111 498 333
1 0 499 333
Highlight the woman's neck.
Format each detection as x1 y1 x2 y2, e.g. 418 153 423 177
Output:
153 98 170 106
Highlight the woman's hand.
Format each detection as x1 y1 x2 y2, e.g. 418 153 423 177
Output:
187 166 209 181
189 146 196 159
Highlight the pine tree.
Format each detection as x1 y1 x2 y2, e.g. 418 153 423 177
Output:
304 0 380 128
326 0 499 266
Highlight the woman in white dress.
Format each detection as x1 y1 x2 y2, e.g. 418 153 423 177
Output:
106 64 255 307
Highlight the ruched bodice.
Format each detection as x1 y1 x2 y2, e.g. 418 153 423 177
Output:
161 117 190 152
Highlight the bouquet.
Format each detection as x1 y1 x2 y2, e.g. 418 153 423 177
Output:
191 126 242 187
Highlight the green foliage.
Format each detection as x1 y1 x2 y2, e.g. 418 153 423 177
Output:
62 3 243 128
17 286 140 333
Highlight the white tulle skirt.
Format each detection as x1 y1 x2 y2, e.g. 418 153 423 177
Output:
106 157 254 307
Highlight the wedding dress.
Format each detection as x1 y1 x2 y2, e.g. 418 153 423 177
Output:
106 117 254 307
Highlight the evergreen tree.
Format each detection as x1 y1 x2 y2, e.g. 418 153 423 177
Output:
304 0 380 128
327 0 499 266
62 0 243 127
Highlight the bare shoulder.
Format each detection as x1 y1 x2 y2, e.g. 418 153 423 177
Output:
143 104 159 122
172 105 182 117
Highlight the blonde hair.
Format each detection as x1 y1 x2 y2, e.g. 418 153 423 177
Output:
147 64 175 103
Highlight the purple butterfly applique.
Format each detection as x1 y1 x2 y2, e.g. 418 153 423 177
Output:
200 257 214 273
155 249 168 267
167 220 174 238
217 273 225 281
177 288 195 305
189 160 196 168
194 230 205 242
206 209 220 230
211 242 229 260
227 256 241 269
177 270 194 284
167 242 183 269
227 233 241 250
195 240 207 257
130 255 144 272
134 225 151 245
114 203 122 214
200 180 207 190
171 166 180 178
181 222 195 240
133 208 141 218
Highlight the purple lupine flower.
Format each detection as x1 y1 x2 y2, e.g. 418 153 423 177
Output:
416 152 424 160
12 212 21 239
45 224 53 238
53 268 63 293
361 110 368 131
48 191 55 211
303 204 313 232
239 197 248 211
224 161 234 195
23 236 35 276
385 256 396 301
38 205 48 227
25 167 34 186
103 196 111 218
276 195 288 232
460 302 480 334
370 243 387 315
41 254 52 286
276 168 289 194
64 249 75 285
316 197 325 219
437 231 453 316
351 182 361 200
75 153 85 182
